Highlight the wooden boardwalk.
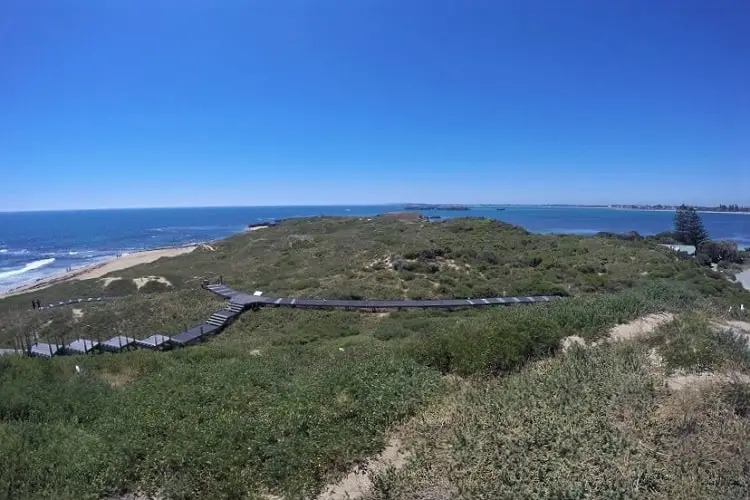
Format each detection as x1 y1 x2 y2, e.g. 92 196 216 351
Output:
205 284 561 310
4 281 563 359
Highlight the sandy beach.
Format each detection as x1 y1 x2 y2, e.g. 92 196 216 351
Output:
0 246 196 299
736 268 750 292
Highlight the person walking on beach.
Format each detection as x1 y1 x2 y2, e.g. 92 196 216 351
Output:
32 300 36 310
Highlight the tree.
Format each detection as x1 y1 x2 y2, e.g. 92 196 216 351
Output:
673 204 708 246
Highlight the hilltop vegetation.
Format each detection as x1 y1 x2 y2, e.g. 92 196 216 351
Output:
1 217 749 499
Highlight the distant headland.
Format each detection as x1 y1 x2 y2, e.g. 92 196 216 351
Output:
402 204 470 211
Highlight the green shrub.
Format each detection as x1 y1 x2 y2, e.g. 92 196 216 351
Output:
103 279 137 296
138 280 171 294
658 315 750 373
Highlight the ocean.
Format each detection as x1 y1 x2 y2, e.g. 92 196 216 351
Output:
1 205 748 293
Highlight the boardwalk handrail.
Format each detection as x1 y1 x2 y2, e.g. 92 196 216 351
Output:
205 283 562 309
6 280 564 359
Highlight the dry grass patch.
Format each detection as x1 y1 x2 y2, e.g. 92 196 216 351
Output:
100 367 140 388
368 345 750 499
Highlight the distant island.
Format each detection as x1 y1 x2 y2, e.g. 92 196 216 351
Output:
611 204 750 213
403 204 470 211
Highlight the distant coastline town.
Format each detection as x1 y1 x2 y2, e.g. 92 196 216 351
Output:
610 204 750 213
403 203 750 213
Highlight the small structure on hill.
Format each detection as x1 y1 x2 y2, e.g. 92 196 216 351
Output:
660 244 696 256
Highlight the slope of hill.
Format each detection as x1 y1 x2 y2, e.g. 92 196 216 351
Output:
1 216 748 499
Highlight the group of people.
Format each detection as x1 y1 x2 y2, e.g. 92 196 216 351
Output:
31 298 43 310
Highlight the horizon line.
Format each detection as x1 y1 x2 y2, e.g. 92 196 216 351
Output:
1 202 748 214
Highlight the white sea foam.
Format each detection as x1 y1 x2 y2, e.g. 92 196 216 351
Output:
0 258 56 280
0 248 29 256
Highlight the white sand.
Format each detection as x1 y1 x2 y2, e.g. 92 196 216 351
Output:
316 437 408 500
735 269 750 291
0 246 195 298
132 276 173 289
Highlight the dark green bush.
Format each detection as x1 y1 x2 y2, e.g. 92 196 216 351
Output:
138 280 171 294
697 240 743 265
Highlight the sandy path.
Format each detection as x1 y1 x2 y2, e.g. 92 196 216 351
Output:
0 246 196 298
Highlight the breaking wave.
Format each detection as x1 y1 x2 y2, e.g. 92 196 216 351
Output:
0 258 56 280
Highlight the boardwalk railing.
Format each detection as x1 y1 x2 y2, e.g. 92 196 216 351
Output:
3 281 563 359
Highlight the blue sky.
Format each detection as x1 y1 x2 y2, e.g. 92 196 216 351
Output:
1 1 748 210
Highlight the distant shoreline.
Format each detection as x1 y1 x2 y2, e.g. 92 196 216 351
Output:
518 206 750 215
607 207 750 215
407 205 750 215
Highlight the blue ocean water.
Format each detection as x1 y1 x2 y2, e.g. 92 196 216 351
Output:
1 205 748 293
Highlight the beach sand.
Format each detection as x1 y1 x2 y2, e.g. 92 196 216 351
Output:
736 268 750 292
0 246 196 299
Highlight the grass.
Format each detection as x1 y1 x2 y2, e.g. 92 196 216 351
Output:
3 216 748 310
1 217 749 498
0 344 440 499
0 290 224 347
649 313 750 374
369 345 750 499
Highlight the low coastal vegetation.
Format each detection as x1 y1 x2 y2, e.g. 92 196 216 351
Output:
1 216 749 499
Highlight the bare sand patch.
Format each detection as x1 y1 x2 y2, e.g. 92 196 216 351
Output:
560 313 674 351
133 276 173 290
248 225 269 232
316 437 409 500
735 269 750 291
599 312 674 344
560 335 586 353
666 371 750 391
100 277 123 287
72 308 84 321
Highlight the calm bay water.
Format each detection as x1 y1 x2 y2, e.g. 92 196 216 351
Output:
1 205 748 293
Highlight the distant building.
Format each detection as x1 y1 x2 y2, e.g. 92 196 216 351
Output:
660 244 696 256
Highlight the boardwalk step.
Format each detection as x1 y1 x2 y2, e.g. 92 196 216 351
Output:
65 338 99 354
227 303 245 313
29 343 63 358
135 335 172 349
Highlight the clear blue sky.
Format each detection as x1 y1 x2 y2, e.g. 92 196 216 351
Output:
1 1 748 210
